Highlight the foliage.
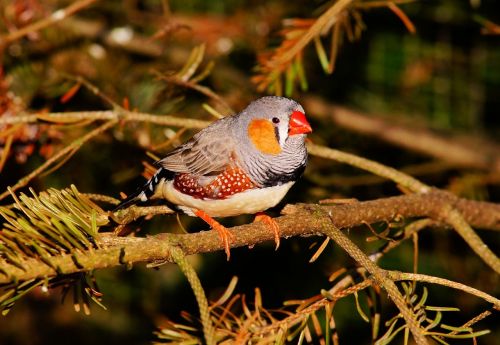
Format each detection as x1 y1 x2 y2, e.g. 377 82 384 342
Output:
0 1 499 344
154 277 492 344
0 186 107 315
252 0 416 96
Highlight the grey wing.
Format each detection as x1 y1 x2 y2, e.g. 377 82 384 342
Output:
157 120 235 176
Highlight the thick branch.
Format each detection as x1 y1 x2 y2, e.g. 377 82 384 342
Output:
1 191 498 284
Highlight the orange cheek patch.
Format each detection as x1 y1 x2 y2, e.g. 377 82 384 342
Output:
247 119 282 155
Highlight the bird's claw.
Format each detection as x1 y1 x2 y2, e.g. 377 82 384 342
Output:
254 213 281 250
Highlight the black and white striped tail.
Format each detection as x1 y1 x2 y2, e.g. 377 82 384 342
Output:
114 168 174 210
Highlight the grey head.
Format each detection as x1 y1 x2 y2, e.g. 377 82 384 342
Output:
230 96 312 187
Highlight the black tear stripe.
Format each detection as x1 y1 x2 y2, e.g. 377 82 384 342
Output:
274 126 280 145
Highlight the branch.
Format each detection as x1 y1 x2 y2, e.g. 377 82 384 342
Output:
169 245 215 345
0 120 118 200
2 111 498 277
317 207 429 344
273 0 354 67
0 110 209 127
307 143 431 193
1 191 498 284
387 272 500 308
7 106 499 177
303 95 500 173
255 273 500 337
439 206 500 275
0 0 99 48
0 111 208 201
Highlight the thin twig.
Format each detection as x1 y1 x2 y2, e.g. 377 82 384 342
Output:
387 272 500 307
447 309 494 336
303 96 500 173
255 280 373 336
307 143 431 193
273 0 354 67
0 0 99 47
112 205 175 224
65 75 122 110
169 245 216 345
155 74 234 114
3 109 494 191
0 134 13 172
0 120 117 200
318 208 429 345
439 205 500 275
84 193 121 205
0 110 209 128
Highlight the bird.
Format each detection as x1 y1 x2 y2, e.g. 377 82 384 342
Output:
115 96 312 259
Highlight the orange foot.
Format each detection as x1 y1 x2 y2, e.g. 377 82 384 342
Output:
195 209 235 260
254 212 280 250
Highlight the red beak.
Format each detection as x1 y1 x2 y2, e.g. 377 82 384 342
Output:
288 111 312 136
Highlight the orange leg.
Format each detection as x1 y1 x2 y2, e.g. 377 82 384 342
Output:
254 212 280 250
195 209 234 260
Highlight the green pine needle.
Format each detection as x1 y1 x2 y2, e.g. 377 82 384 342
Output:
0 185 109 314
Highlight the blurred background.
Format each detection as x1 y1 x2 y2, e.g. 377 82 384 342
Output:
0 0 499 344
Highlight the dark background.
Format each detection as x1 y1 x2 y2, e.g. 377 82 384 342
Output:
0 0 499 344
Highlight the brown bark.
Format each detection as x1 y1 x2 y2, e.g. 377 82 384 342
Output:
1 190 498 284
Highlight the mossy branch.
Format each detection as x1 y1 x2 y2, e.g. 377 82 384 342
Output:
1 191 498 285
316 207 428 344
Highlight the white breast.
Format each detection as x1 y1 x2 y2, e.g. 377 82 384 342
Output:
159 180 295 217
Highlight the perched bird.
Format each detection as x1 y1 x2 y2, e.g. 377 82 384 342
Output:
116 96 312 259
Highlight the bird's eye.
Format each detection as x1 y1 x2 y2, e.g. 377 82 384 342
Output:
272 117 280 124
